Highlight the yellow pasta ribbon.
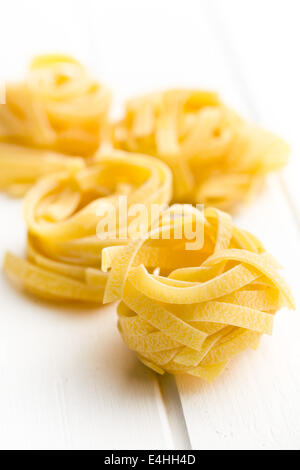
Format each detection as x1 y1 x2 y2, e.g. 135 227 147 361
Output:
114 89 289 211
0 142 85 197
103 206 295 381
0 54 111 194
3 151 172 303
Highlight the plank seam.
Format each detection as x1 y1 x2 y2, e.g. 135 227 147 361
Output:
84 2 194 449
157 374 192 450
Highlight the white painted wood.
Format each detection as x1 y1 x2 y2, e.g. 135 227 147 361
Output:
0 199 175 450
158 374 192 450
0 0 179 450
176 180 300 449
175 0 300 450
214 0 300 225
0 0 299 450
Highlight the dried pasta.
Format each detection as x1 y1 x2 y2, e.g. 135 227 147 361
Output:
103 205 295 381
0 54 111 194
114 89 289 212
3 151 172 303
0 142 85 197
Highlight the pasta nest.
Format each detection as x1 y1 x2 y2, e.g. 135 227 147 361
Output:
4 151 172 303
102 205 295 381
0 54 111 196
114 89 289 212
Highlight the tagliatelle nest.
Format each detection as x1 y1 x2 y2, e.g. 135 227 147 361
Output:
0 54 111 195
102 205 295 382
114 89 289 212
3 151 172 303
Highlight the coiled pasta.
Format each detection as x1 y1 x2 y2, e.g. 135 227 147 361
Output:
0 54 111 195
4 151 172 303
114 89 289 212
102 205 295 381
0 142 85 197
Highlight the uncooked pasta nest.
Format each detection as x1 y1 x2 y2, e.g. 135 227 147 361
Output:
3 151 172 303
0 57 294 383
0 54 111 195
114 89 289 212
0 142 86 197
102 205 295 381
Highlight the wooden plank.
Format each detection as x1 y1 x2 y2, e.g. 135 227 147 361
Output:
176 180 300 449
0 1 176 450
214 0 300 225
0 195 175 449
174 0 300 450
1 0 299 450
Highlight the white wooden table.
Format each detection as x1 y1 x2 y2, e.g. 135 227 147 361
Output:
0 0 299 450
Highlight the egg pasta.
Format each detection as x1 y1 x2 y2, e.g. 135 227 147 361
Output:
102 205 294 381
4 151 172 303
114 89 289 212
0 54 111 194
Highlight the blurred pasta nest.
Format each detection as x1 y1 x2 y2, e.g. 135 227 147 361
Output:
0 54 111 195
114 89 289 212
4 151 172 303
0 57 290 211
102 205 294 381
